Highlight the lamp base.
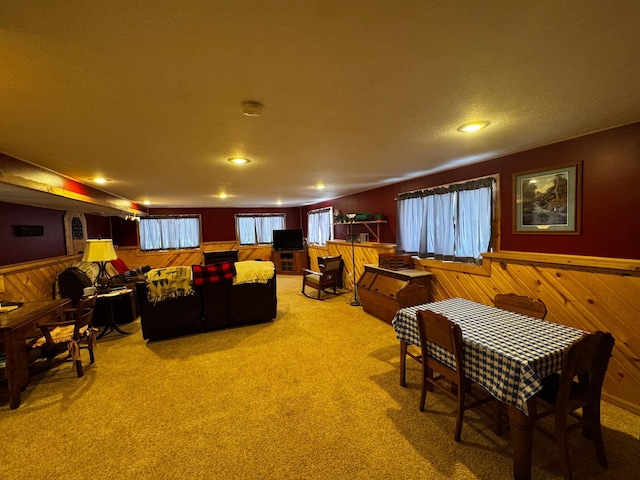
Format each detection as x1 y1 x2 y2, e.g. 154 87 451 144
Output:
349 285 361 306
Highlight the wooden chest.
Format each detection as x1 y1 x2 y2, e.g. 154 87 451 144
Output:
357 264 433 323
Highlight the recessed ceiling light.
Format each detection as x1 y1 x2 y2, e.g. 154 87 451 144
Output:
228 157 251 164
314 184 327 190
457 121 490 133
218 193 228 199
242 101 264 117
93 177 109 184
143 200 151 205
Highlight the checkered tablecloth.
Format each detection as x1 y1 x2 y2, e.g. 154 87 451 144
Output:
392 297 585 414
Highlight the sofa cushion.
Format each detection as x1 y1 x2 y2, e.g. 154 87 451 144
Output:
110 258 129 275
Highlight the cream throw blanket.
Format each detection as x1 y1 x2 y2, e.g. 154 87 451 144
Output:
147 266 194 303
233 261 275 285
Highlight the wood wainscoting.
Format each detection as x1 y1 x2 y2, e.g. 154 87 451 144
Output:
0 255 80 303
415 251 640 415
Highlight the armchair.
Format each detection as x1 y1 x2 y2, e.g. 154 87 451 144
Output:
301 255 342 300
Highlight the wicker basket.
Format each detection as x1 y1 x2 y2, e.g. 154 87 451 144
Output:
378 253 412 270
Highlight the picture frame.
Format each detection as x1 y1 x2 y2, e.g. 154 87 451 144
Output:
513 163 581 234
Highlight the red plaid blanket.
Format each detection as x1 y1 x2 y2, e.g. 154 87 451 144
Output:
192 262 236 286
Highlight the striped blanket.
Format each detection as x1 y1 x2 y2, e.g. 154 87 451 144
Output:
146 266 194 304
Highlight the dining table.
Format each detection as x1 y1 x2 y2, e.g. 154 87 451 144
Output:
392 297 585 480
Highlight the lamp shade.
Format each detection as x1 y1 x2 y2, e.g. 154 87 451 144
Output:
82 239 118 262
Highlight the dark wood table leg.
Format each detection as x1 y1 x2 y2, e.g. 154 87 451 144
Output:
4 329 28 409
96 296 132 340
507 399 536 480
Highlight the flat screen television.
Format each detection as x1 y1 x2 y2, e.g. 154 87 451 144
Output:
272 229 304 251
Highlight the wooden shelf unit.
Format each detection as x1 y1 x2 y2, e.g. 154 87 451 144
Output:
333 220 387 242
271 250 307 275
357 264 433 323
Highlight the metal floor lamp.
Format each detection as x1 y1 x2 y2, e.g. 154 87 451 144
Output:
346 213 361 306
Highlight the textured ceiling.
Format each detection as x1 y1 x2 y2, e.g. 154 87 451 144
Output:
1 1 639 209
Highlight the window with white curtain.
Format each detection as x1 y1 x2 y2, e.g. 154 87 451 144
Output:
396 177 496 264
236 214 286 245
139 215 201 251
307 207 333 246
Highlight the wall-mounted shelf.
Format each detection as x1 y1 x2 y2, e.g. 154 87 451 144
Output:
333 220 387 242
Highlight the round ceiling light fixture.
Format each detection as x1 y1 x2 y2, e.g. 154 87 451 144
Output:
457 121 490 133
228 157 251 164
242 101 265 117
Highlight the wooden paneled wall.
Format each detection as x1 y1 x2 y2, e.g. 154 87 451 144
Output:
0 242 272 304
416 250 640 415
0 255 80 303
309 241 395 289
116 242 273 270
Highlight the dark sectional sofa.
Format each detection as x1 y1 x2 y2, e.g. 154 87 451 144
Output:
136 273 277 341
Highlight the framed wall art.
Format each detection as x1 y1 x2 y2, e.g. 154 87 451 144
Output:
513 163 581 234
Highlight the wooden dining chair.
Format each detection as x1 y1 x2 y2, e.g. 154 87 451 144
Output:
493 293 547 319
29 294 98 377
397 285 431 387
301 255 342 300
534 330 615 480
417 309 494 442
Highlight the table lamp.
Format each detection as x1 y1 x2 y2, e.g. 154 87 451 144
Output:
82 238 118 287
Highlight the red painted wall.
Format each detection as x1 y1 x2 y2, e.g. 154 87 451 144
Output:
0 202 66 264
86 214 112 240
304 122 640 260
2 122 639 265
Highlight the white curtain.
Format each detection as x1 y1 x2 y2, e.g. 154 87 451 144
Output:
396 177 495 264
140 216 200 251
237 215 285 245
455 186 492 261
396 197 422 253
307 207 333 245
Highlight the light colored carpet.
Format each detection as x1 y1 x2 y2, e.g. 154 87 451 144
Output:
1 276 638 479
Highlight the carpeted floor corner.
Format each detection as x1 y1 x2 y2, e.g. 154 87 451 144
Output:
1 275 638 479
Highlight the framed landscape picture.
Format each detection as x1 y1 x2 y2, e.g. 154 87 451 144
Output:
513 163 581 234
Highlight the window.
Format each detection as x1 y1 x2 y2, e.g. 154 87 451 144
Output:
307 207 333 246
236 214 285 245
396 177 496 264
139 215 201 251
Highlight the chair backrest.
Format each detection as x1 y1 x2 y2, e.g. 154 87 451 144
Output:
71 295 97 339
556 331 615 410
318 256 341 285
417 309 465 384
493 293 547 319
321 256 342 273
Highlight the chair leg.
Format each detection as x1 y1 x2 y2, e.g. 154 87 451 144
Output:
419 363 428 412
584 404 608 468
454 386 465 442
400 341 407 387
555 413 573 480
89 346 95 364
75 359 84 377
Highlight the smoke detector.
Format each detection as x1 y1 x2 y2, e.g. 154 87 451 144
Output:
242 101 265 117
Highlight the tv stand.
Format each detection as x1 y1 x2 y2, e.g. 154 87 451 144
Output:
271 250 307 275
